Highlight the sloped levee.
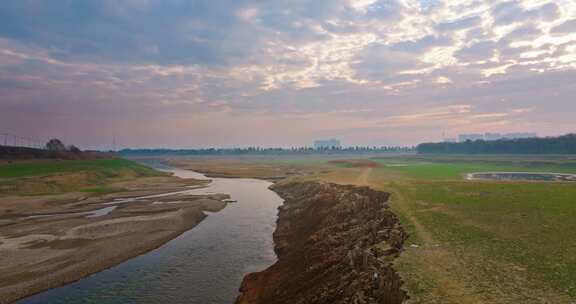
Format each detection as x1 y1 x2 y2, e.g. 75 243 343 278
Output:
236 181 409 304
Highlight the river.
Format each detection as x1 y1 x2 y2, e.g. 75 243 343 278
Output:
19 163 283 304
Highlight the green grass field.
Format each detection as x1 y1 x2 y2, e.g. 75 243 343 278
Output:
0 159 161 196
395 181 576 300
0 159 158 179
371 156 576 180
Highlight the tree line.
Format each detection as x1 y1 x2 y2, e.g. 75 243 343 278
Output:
45 138 81 153
417 134 576 154
120 145 415 156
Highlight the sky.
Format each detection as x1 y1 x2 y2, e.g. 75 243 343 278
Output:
1 0 575 149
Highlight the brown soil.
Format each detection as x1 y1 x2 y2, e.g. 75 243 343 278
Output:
329 159 381 168
236 181 408 304
166 157 319 181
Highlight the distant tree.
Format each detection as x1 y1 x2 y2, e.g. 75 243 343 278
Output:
69 145 81 153
45 139 67 152
417 134 576 154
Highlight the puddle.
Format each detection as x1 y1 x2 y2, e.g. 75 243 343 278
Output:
86 206 117 218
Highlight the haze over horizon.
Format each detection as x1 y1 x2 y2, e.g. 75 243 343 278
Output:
1 0 575 149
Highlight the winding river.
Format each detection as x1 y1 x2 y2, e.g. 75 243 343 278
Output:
19 162 283 304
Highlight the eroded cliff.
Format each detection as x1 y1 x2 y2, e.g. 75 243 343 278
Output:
236 181 409 304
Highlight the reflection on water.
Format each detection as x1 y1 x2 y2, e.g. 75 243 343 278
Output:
85 206 117 218
19 163 283 304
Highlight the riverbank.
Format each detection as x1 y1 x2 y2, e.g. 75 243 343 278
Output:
0 160 231 303
236 181 408 304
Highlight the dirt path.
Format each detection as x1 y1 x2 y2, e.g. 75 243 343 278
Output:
355 167 373 185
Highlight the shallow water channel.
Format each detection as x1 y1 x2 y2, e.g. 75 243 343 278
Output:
19 163 283 304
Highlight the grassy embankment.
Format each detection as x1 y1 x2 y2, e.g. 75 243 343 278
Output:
0 159 162 196
323 155 576 303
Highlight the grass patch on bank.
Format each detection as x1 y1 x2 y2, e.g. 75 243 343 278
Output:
0 159 159 179
0 159 162 196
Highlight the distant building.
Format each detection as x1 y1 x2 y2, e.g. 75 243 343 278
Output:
503 132 537 139
484 133 503 141
458 132 538 142
314 139 341 150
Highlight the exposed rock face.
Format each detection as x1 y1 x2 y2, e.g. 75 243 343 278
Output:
236 181 409 304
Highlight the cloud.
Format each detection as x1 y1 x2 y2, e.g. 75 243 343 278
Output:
390 35 453 53
382 104 473 125
503 24 542 41
0 0 267 65
551 19 576 34
491 1 559 26
352 42 433 83
455 41 497 62
436 16 482 32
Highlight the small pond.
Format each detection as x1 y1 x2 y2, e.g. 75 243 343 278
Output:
466 172 576 182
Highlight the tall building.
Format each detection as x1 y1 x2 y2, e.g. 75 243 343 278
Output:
314 139 341 149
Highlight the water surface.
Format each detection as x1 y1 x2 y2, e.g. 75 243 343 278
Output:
466 172 576 182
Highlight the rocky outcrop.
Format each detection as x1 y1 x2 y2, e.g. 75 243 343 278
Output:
236 181 409 304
